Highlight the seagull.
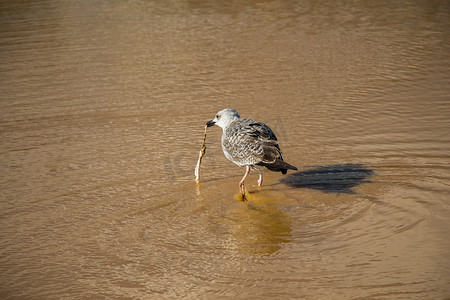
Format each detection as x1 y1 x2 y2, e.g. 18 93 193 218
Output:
206 108 297 195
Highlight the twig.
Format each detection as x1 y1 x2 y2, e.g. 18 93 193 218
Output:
194 125 208 183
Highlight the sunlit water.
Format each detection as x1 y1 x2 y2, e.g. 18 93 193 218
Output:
1 1 449 299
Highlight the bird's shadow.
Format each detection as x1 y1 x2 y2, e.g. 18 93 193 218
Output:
280 164 374 194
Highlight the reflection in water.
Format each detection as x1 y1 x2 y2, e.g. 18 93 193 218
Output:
226 193 292 256
281 164 374 193
195 184 292 256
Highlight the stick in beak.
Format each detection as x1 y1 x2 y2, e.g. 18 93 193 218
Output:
194 124 208 183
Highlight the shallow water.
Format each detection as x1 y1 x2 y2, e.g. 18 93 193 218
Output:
1 1 449 299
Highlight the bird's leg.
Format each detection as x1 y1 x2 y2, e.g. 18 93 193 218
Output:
257 171 263 186
239 166 251 194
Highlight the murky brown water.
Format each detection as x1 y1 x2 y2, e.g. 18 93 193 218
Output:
1 1 450 299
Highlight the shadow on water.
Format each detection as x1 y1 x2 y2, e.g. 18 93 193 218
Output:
280 164 374 194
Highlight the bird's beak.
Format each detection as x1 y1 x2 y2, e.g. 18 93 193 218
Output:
206 120 215 127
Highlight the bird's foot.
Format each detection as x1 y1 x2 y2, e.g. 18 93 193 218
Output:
257 173 263 186
239 193 248 201
238 184 248 201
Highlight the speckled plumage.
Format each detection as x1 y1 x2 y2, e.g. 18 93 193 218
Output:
222 118 282 168
206 108 297 195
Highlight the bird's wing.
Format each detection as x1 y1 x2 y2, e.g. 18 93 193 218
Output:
245 122 278 141
223 119 283 165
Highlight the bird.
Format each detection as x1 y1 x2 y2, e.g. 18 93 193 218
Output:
206 108 297 195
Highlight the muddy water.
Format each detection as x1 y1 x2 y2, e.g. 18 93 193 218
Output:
1 1 449 299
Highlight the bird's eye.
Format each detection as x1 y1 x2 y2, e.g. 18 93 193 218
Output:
216 114 220 119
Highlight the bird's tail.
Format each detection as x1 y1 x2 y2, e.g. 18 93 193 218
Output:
257 160 298 174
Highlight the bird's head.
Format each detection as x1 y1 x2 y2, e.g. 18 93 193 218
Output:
206 108 240 129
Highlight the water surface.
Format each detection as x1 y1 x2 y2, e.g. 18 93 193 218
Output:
1 1 449 299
